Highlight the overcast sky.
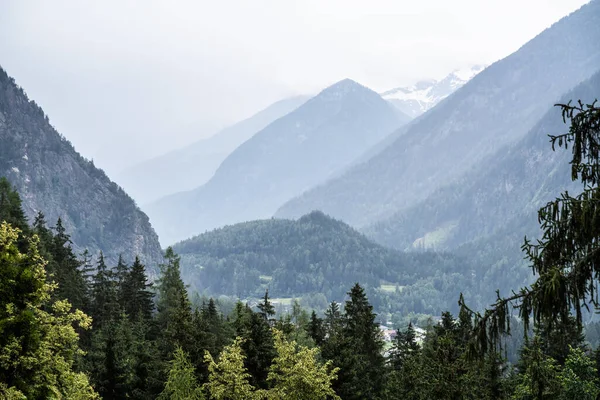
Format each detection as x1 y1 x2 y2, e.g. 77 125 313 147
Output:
0 0 590 175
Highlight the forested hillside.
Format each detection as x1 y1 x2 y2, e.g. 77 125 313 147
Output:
0 66 162 267
276 1 600 228
367 70 600 251
173 211 475 317
361 70 600 308
148 79 406 245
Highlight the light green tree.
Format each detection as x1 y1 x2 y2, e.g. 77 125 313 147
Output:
267 329 340 400
158 347 204 400
204 337 260 400
559 346 600 400
0 222 98 399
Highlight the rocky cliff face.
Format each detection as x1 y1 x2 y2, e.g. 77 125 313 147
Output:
0 66 163 270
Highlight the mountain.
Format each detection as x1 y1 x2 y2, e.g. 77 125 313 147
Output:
366 69 600 254
0 66 163 267
116 95 309 205
276 1 600 228
382 65 486 118
147 79 407 245
362 70 600 308
172 210 471 315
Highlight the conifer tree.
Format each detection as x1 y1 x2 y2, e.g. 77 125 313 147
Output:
159 347 204 400
204 337 259 400
91 252 120 329
258 289 276 321
325 283 385 400
308 310 325 346
156 247 194 359
121 256 154 322
0 178 29 235
88 314 135 400
230 302 275 389
0 222 97 398
267 329 340 400
390 322 420 371
50 217 88 311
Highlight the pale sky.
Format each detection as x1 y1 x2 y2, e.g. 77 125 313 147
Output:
0 0 590 174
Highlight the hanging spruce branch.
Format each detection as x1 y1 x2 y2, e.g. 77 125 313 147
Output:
460 100 600 358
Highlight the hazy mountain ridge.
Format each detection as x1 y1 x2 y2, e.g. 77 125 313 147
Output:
382 65 486 118
365 69 600 253
148 79 406 245
275 1 600 228
117 95 309 205
0 66 163 268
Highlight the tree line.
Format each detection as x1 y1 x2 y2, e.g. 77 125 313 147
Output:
1 100 600 399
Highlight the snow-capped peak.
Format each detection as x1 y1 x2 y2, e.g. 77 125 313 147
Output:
381 65 486 118
451 64 486 82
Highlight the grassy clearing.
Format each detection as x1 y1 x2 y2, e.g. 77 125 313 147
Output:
271 297 293 305
380 284 403 293
412 220 458 249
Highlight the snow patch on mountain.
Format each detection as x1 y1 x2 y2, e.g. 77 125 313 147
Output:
382 65 486 118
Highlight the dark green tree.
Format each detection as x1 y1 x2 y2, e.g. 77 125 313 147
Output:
156 247 194 360
0 177 28 234
231 301 275 389
91 252 120 329
121 256 154 322
308 310 325 346
257 289 275 321
325 283 385 400
460 101 600 356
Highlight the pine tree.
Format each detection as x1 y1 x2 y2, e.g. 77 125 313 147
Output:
158 347 204 400
88 314 135 400
267 329 341 400
308 310 325 346
390 322 420 371
0 222 97 398
50 217 88 311
325 283 385 400
91 252 120 329
258 289 275 321
324 301 342 336
231 302 275 389
156 247 194 359
204 337 259 400
461 101 600 356
121 256 154 322
0 178 29 234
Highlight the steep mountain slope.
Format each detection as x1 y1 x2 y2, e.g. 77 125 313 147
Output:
173 211 471 314
0 66 163 267
148 79 405 245
362 71 600 308
117 96 309 205
382 65 485 118
366 70 600 252
276 1 600 228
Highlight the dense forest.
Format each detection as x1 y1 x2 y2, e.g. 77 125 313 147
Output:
173 211 473 319
1 99 600 399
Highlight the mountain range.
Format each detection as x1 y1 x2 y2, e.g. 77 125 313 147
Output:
276 1 600 230
147 79 408 245
365 71 600 252
0 66 163 267
382 65 486 118
117 96 309 205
